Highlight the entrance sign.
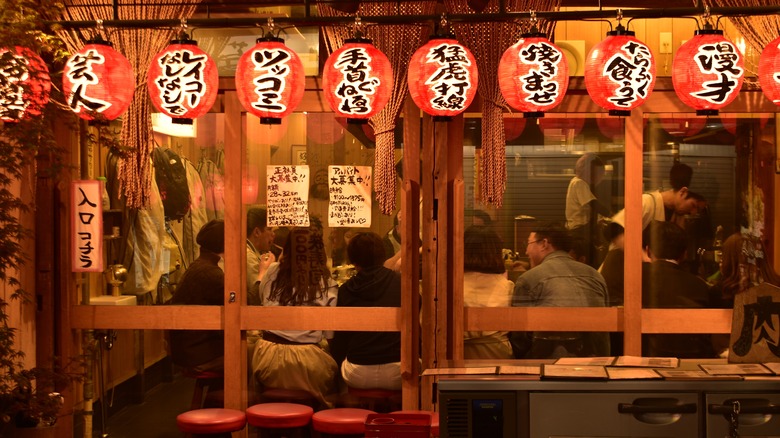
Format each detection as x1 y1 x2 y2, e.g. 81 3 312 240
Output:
328 165 372 228
71 180 103 273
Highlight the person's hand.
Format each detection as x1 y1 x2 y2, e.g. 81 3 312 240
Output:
257 252 276 281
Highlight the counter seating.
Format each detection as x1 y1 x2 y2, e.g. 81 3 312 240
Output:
246 402 314 437
311 407 375 437
176 408 246 437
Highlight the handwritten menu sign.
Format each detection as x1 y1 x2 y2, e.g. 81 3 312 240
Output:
267 165 310 227
328 165 372 228
71 180 103 272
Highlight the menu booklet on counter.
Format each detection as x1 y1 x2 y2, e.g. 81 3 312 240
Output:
613 356 680 368
699 363 773 375
496 365 542 375
541 364 609 380
553 357 616 366
605 367 662 380
656 370 743 380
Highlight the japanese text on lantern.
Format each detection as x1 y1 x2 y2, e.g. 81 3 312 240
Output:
519 41 563 105
333 47 380 115
152 49 208 115
0 52 30 119
251 47 291 113
692 42 742 104
267 165 310 227
603 41 653 108
425 43 473 111
328 165 372 228
71 181 103 272
65 48 111 113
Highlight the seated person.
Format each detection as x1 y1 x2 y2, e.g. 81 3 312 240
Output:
251 217 339 409
169 220 225 373
642 220 717 358
329 232 402 390
462 226 514 359
510 222 610 359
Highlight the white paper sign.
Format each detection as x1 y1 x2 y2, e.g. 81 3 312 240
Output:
267 165 310 227
71 180 103 272
328 165 372 228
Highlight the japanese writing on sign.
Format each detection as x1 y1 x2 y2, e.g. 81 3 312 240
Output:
691 41 743 104
71 180 103 272
328 166 372 228
333 47 380 115
0 51 31 119
425 43 474 112
152 48 208 115
267 165 310 227
518 41 563 106
290 227 329 293
602 40 654 108
65 48 111 114
250 47 292 113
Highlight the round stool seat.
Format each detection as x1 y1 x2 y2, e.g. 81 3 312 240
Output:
391 410 439 436
312 408 376 435
177 408 246 434
247 403 314 429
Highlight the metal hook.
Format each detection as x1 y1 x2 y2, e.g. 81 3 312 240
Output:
616 8 623 24
530 10 537 23
180 18 188 31
268 16 274 31
440 12 448 29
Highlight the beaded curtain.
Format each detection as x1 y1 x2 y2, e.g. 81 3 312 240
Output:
55 0 199 209
705 0 780 78
444 0 559 208
317 1 439 215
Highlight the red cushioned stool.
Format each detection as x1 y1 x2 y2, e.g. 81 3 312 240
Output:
176 408 246 437
345 387 402 413
391 410 439 437
311 408 376 437
246 402 313 438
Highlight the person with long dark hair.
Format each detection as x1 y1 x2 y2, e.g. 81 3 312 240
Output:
251 217 339 408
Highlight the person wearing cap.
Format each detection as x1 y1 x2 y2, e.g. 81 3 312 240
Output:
169 219 225 373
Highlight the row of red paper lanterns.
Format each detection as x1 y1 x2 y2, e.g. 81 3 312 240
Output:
3 27 780 125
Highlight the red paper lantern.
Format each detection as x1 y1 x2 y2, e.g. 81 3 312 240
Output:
719 116 768 135
147 37 219 124
758 35 780 105
585 27 655 116
322 38 393 124
659 117 706 138
0 46 51 122
62 39 134 122
499 33 568 117
408 37 479 120
672 29 744 116
235 37 305 125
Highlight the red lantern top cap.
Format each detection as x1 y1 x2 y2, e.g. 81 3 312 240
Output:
86 35 112 47
345 36 373 45
170 34 197 45
694 28 723 36
257 34 284 44
606 25 635 37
